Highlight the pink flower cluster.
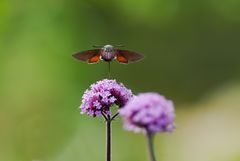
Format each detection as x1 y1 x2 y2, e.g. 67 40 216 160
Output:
80 79 133 117
119 93 175 134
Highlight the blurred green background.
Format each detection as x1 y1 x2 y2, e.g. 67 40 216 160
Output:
1 0 240 161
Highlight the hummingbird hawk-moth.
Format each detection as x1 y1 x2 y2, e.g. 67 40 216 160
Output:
72 44 144 64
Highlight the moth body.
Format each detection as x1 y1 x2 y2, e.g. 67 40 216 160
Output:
101 45 116 62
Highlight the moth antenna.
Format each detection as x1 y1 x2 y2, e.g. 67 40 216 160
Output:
115 44 124 48
92 45 102 48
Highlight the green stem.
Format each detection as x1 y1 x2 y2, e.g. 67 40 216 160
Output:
106 120 111 161
146 132 156 161
103 112 118 161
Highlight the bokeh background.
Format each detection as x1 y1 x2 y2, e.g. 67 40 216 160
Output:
1 0 240 161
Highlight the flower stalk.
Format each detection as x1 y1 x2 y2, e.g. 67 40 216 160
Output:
146 132 156 161
102 112 119 161
106 119 111 161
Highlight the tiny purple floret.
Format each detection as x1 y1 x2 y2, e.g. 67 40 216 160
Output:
119 93 175 134
80 79 133 117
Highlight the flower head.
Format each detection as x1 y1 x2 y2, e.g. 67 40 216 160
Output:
119 92 175 134
80 79 133 117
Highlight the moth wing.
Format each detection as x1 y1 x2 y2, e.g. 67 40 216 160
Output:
116 54 128 64
73 49 101 64
116 49 144 63
88 54 101 64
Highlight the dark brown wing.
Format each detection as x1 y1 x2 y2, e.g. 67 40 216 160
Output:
72 49 101 64
116 49 144 63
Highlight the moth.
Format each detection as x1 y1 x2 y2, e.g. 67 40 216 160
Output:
72 44 144 64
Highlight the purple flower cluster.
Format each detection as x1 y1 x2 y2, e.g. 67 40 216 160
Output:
80 79 133 117
119 93 175 134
